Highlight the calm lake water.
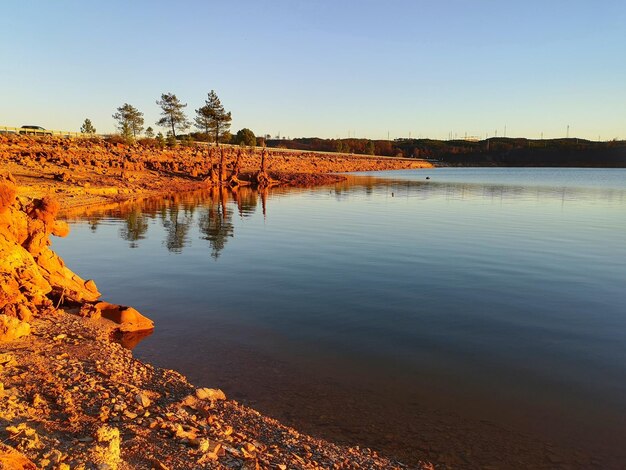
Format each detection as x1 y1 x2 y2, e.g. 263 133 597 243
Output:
54 168 626 469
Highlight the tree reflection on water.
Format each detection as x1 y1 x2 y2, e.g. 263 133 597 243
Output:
198 188 235 259
119 209 149 248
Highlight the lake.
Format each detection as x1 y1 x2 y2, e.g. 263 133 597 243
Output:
54 168 626 469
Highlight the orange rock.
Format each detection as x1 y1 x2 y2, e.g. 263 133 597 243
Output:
0 180 17 214
0 443 37 469
95 302 154 332
0 315 30 342
51 220 70 238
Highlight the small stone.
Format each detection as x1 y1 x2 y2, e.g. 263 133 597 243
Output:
151 460 169 470
32 393 45 407
0 353 14 364
195 388 226 401
135 392 151 407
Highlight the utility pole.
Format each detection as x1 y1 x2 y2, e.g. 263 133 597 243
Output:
504 125 507 138
567 125 570 139
387 130 390 141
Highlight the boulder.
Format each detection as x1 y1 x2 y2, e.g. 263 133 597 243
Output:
0 179 103 339
195 388 226 401
94 302 154 332
0 315 30 342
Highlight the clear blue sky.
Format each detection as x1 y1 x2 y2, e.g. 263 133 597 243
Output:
1 0 624 140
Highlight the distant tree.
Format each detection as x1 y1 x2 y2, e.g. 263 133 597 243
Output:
193 106 211 142
112 103 144 139
80 118 96 134
156 93 189 137
180 134 194 147
156 132 165 148
221 131 232 144
194 90 232 144
256 136 266 147
234 128 256 147
365 140 375 155
145 126 155 138
120 122 133 141
166 131 177 148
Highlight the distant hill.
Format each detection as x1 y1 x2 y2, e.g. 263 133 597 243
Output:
266 137 626 167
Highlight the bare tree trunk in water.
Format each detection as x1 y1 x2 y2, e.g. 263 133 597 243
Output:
256 148 270 188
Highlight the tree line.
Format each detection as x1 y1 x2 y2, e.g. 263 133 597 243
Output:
79 91 258 147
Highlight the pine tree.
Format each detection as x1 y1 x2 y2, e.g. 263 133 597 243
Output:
112 104 144 139
80 118 96 134
145 126 155 138
156 93 189 137
194 90 232 144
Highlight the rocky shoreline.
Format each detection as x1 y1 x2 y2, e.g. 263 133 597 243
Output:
0 136 433 469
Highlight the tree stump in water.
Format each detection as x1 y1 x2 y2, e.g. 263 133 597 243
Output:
228 148 243 186
255 171 271 188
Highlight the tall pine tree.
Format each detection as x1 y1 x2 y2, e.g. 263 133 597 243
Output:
194 90 232 144
156 93 189 137
112 104 144 139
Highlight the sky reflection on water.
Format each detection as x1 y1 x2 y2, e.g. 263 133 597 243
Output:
55 168 626 468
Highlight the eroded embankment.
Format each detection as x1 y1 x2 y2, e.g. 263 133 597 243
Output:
0 135 432 210
0 170 432 468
